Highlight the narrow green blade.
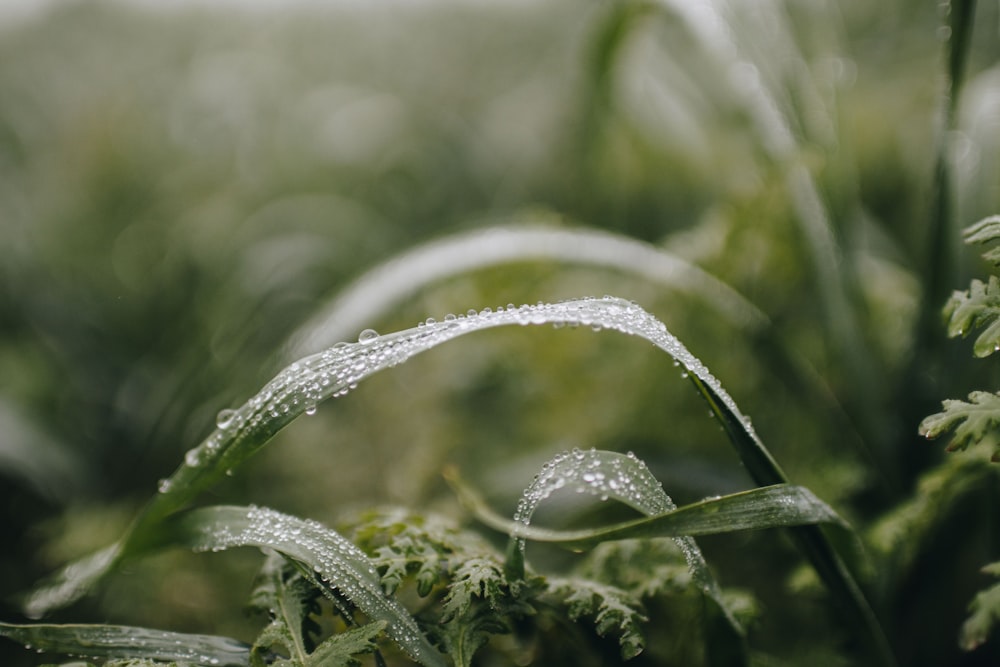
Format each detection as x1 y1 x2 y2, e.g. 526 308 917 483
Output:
0 621 249 666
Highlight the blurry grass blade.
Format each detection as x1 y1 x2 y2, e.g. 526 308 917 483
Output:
0 399 91 502
22 544 121 620
170 504 446 667
0 621 249 666
284 220 768 359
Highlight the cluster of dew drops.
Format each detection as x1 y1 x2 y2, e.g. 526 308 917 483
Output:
513 448 674 537
159 296 739 497
190 505 436 665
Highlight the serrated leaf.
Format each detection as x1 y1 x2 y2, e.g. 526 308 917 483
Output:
247 552 322 667
547 577 648 660
920 391 1000 459
437 605 509 667
305 621 386 667
960 561 1000 650
169 505 446 667
342 507 533 667
963 215 1000 266
943 277 1000 356
0 621 249 666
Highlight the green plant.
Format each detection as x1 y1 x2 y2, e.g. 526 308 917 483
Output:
1 298 886 666
3 0 1000 665
917 215 1000 650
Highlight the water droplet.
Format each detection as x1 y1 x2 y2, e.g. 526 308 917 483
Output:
305 404 317 416
157 478 172 493
216 408 236 429
358 328 379 343
444 313 457 322
185 447 202 467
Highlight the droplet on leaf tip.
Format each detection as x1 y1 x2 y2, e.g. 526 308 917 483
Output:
216 408 236 429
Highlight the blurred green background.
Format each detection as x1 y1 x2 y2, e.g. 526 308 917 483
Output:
1 0 1000 664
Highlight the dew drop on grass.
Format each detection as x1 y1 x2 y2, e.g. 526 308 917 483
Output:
358 328 379 343
217 410 240 431
304 404 317 416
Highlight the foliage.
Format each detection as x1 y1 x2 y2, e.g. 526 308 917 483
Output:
2 0 1000 665
918 215 1000 652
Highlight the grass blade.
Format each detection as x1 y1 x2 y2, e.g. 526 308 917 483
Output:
24 295 890 664
169 504 447 667
500 449 747 662
447 466 847 545
0 621 249 666
284 220 769 359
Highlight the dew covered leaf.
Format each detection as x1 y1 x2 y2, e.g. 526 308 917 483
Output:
168 504 446 667
920 391 1000 459
0 621 250 666
501 449 744 646
469 482 848 544
23 296 885 664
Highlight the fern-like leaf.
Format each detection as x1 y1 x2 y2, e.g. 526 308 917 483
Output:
943 276 1000 356
919 391 1000 459
247 552 383 667
546 577 648 660
963 215 1000 266
960 562 1000 650
344 508 536 667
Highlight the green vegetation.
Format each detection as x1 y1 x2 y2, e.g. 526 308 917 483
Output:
1 0 999 665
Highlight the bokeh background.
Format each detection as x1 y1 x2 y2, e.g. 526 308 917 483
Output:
2 0 1000 664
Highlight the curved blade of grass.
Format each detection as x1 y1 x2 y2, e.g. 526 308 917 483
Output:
284 220 768 359
448 469 845 546
24 296 888 664
500 448 747 659
168 504 446 667
283 219 870 480
0 621 250 666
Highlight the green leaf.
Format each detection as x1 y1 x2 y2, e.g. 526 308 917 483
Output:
25 296 887 665
169 505 446 667
305 622 386 667
501 448 747 661
960 561 1000 651
247 552 327 667
546 577 648 660
436 605 509 667
963 215 1000 266
449 471 847 548
920 391 1000 459
0 621 250 666
943 276 1000 356
343 507 535 667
